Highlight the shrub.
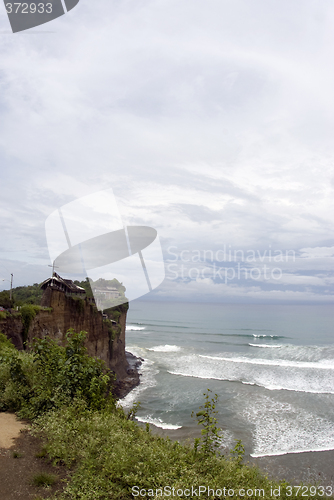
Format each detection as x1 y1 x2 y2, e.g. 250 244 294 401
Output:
192 389 223 455
23 329 113 418
0 332 34 412
0 290 13 309
0 329 114 418
231 439 245 466
0 332 16 352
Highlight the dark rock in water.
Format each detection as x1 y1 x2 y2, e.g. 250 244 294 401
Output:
113 351 142 399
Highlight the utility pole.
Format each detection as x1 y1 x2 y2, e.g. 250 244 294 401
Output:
10 273 13 301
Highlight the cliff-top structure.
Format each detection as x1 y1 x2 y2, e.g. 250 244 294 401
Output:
40 272 86 297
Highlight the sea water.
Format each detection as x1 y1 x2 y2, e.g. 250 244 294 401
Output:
123 301 334 460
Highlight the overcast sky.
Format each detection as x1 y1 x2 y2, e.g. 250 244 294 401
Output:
0 0 333 303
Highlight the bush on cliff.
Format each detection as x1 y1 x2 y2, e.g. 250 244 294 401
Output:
0 329 113 418
0 290 13 309
0 332 34 412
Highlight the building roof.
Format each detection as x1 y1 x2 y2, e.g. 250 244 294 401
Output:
40 273 86 294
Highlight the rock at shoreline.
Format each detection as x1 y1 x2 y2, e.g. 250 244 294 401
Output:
112 351 143 399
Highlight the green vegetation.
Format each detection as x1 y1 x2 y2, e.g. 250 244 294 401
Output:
35 447 48 459
0 331 16 353
0 276 127 311
104 300 129 320
0 329 326 500
21 304 42 344
192 389 224 455
11 283 43 306
73 277 94 298
31 472 58 487
89 277 128 310
0 329 111 418
0 311 7 320
75 277 128 309
89 277 126 295
0 289 13 308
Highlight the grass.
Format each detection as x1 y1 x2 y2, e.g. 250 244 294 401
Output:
31 400 328 500
31 472 58 487
12 450 23 458
35 447 48 459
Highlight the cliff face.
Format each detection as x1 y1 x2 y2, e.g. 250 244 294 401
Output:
0 316 24 351
0 289 130 381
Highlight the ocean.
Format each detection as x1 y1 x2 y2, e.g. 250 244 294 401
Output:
122 301 334 482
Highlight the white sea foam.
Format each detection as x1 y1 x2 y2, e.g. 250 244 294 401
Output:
126 325 145 331
217 429 235 451
120 346 158 409
253 334 278 338
199 354 334 370
136 416 182 430
163 352 334 394
251 445 334 458
240 394 334 457
148 345 181 352
249 344 282 348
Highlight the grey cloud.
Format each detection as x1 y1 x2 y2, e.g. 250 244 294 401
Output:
0 0 334 303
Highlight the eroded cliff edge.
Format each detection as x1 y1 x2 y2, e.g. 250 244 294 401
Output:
0 289 140 397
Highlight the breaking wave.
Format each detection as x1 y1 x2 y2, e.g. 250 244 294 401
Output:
148 345 181 352
136 416 182 430
249 344 282 348
163 347 334 394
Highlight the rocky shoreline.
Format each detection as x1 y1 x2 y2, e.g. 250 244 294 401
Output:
113 351 143 399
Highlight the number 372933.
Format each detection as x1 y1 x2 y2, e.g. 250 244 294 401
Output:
5 3 53 14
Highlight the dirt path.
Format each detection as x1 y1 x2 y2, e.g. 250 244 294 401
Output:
0 413 27 449
0 413 69 499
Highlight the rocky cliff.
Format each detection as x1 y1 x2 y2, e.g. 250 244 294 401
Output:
0 316 24 351
0 289 139 393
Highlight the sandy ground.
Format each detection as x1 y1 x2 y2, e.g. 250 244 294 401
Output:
0 413 68 499
0 413 27 449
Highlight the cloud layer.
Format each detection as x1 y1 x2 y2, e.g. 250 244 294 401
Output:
0 0 333 302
